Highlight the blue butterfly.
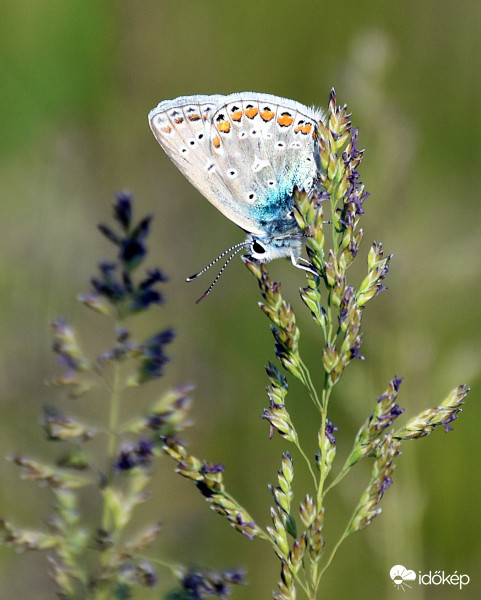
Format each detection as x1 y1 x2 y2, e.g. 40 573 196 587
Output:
149 93 324 299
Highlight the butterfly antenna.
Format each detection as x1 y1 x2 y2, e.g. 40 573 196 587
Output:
191 244 247 303
186 241 247 281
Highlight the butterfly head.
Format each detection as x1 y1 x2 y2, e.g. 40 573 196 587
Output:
186 229 313 302
246 231 304 264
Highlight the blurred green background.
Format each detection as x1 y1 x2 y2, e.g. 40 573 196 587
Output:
1 1 480 598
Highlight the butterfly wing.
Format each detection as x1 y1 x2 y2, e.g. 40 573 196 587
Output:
208 93 324 236
149 95 255 226
149 93 324 236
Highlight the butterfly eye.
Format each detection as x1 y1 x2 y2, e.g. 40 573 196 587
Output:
251 240 266 255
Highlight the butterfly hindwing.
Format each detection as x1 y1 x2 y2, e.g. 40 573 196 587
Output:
209 94 323 233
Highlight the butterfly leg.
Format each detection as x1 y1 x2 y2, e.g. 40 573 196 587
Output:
290 255 319 276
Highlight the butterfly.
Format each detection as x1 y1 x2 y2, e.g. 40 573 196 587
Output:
149 93 325 300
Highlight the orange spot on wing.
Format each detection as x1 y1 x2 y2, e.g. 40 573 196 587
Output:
245 106 258 119
260 108 275 121
174 117 184 124
213 136 221 148
188 114 200 121
217 121 231 133
277 112 294 127
162 125 172 133
231 109 243 121
295 122 312 135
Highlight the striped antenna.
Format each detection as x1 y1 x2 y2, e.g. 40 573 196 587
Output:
186 241 248 303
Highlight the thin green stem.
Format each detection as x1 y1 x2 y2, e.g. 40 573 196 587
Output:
317 526 350 583
93 338 126 600
298 359 333 503
291 566 312 598
325 300 334 344
139 554 184 578
106 359 122 483
324 464 351 495
295 439 318 490
316 387 329 510
299 359 322 410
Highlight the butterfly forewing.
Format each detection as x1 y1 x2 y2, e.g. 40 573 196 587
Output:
149 95 254 228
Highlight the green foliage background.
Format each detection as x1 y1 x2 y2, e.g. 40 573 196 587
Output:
0 1 480 598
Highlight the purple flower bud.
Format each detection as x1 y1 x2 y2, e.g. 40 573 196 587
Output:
325 419 338 445
114 191 132 229
202 462 225 474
